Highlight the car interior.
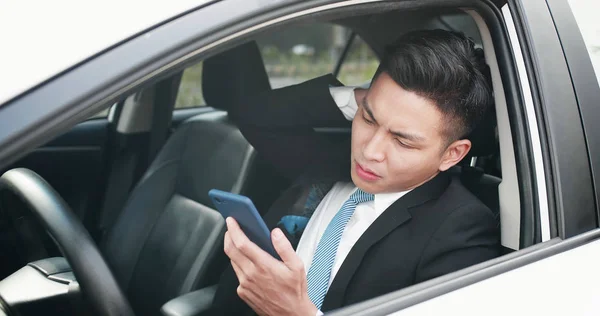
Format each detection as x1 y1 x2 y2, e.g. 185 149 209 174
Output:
0 4 530 316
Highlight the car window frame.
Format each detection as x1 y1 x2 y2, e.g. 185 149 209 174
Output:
509 0 597 239
333 30 380 86
546 0 600 225
502 4 548 245
333 31 357 76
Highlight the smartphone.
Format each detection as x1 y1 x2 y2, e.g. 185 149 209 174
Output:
208 189 280 260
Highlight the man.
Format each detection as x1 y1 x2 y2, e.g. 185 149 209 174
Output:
211 29 500 315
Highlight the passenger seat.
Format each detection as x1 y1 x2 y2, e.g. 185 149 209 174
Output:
102 40 287 316
196 40 290 214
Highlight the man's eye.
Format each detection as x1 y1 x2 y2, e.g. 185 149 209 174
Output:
362 115 374 125
395 139 412 149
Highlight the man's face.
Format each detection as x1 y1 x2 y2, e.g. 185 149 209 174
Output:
351 72 469 193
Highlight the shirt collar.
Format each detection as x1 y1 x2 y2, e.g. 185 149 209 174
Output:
374 190 411 214
348 185 411 216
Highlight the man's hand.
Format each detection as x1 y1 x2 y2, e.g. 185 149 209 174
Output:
224 217 318 316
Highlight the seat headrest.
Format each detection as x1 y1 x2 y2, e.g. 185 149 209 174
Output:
464 58 497 158
466 105 498 158
202 41 271 112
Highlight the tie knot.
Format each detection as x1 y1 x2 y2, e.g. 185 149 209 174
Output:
349 188 374 205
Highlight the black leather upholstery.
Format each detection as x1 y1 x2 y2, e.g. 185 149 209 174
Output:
457 97 502 219
447 166 501 219
102 116 252 315
467 104 498 158
100 41 276 316
202 41 271 111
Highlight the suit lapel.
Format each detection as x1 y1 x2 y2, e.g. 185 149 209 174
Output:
320 201 411 311
321 172 451 311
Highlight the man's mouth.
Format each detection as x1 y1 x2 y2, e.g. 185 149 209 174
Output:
355 162 381 181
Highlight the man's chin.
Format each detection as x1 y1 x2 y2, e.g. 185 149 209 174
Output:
350 171 383 194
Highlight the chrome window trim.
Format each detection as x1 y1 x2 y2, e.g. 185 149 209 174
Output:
502 4 551 242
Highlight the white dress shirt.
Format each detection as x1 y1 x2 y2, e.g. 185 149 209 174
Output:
299 87 411 315
328 86 361 120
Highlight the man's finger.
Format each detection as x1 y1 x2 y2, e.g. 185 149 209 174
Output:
226 217 271 264
237 285 266 316
272 228 304 271
231 260 247 283
224 231 244 261
224 231 255 274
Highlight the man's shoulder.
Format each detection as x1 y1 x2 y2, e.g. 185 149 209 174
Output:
415 176 500 258
402 175 497 240
424 175 498 232
440 176 494 213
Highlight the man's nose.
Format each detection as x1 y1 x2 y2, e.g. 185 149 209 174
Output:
363 129 386 162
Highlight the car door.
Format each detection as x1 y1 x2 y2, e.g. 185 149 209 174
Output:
0 112 112 219
0 110 113 278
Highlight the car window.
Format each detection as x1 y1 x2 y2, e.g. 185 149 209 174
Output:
90 108 110 119
336 34 379 87
174 61 206 108
173 25 379 107
567 0 600 86
256 23 378 89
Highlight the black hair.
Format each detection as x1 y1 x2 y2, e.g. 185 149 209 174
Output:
374 29 492 142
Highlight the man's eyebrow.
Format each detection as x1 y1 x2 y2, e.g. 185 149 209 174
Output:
362 95 424 143
390 130 425 143
361 96 378 124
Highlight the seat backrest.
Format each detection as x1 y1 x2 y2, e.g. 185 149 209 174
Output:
456 92 502 219
448 165 501 220
101 41 273 316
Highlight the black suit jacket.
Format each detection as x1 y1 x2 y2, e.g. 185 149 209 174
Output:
211 74 501 315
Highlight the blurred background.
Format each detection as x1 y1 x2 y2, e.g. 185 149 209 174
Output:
175 23 379 109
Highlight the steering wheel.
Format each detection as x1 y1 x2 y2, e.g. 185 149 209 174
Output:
0 168 134 316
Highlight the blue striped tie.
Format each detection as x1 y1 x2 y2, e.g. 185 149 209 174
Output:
306 188 374 309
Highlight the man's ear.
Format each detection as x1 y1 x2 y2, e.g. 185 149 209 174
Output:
438 139 472 171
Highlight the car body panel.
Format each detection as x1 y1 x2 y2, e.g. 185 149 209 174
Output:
548 0 600 224
394 236 600 316
515 0 597 238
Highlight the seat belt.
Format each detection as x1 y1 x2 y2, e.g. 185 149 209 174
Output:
95 140 138 240
135 75 182 180
95 74 182 241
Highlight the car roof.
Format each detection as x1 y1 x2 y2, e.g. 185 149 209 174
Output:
0 0 212 106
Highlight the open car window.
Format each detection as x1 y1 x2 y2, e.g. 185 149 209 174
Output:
173 23 379 110
255 23 378 88
175 61 206 108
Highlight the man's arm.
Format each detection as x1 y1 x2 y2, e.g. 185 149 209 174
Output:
415 204 501 282
228 74 357 181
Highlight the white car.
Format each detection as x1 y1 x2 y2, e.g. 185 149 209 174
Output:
0 0 599 315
